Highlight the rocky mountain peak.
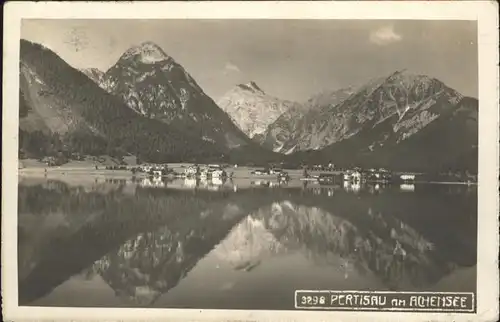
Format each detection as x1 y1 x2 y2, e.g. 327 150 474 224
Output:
120 41 171 64
218 81 297 139
99 40 255 150
382 69 442 91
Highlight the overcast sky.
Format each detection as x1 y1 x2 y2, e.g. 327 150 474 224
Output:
21 19 478 101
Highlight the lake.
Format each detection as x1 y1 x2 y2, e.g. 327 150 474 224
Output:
17 176 477 310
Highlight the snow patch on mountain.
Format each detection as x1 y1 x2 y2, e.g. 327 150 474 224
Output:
24 64 46 86
136 70 157 82
284 145 297 155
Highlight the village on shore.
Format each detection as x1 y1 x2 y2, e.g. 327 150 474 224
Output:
130 162 418 184
19 154 478 190
102 161 477 187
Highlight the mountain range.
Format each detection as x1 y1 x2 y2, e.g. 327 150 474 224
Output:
284 71 478 172
19 40 277 165
18 39 478 172
219 70 477 172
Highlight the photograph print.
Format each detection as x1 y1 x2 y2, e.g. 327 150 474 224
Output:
4 3 498 320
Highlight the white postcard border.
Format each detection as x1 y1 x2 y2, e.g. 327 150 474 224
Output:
2 1 499 322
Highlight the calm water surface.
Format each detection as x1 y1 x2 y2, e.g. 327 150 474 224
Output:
18 177 477 309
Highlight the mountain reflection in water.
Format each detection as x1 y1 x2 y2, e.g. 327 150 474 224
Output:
18 178 477 309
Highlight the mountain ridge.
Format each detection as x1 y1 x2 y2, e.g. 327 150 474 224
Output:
18 39 230 163
248 70 477 172
19 39 282 165
255 86 356 153
100 41 257 150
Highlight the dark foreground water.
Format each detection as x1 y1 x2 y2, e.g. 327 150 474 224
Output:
18 177 477 309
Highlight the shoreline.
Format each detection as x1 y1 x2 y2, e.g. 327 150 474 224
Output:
18 167 478 186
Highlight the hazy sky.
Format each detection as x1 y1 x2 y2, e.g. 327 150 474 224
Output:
21 19 478 101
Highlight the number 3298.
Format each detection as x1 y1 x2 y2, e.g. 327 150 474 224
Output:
300 295 326 306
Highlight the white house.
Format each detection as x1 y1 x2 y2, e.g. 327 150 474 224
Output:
211 169 226 178
141 165 153 173
184 166 198 176
400 174 416 181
